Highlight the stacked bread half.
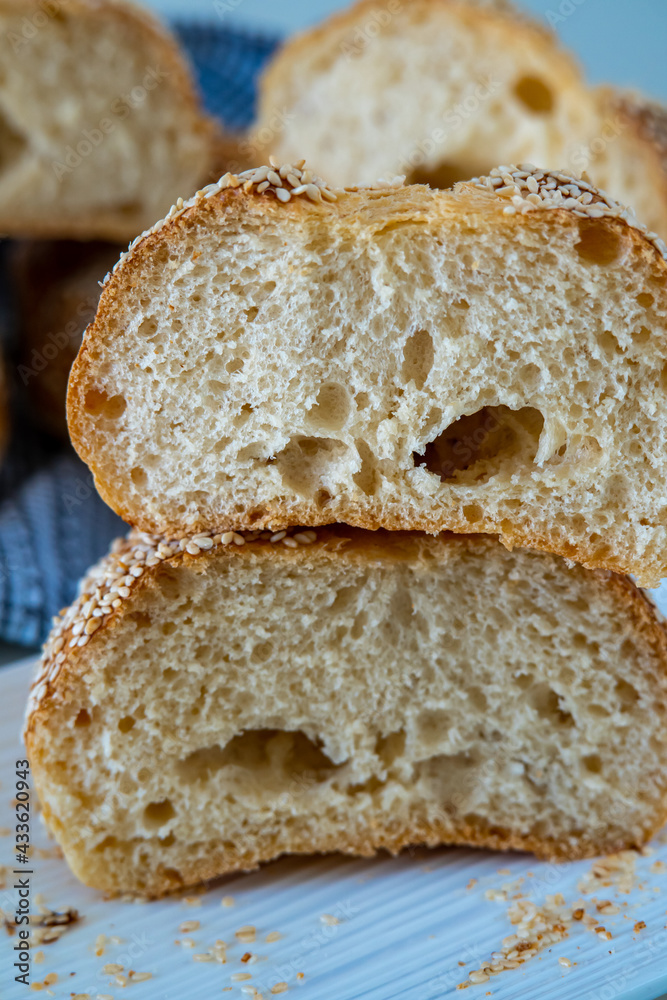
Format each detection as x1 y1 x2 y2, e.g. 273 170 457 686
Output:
25 160 667 897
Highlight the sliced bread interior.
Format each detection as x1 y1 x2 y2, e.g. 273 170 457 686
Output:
68 165 667 585
25 526 667 897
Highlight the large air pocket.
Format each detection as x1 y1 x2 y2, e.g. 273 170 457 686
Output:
414 405 544 484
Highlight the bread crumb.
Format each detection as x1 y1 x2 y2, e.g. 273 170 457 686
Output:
221 895 235 907
634 921 646 932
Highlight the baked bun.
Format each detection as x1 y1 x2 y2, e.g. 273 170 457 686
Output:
0 0 216 241
14 240 121 439
68 164 667 585
25 526 667 897
255 0 667 237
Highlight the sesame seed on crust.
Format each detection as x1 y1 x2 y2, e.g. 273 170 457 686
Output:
466 164 667 259
24 526 319 728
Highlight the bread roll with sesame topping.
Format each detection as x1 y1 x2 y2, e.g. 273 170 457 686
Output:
255 0 667 238
69 164 667 586
0 0 217 241
24 526 667 897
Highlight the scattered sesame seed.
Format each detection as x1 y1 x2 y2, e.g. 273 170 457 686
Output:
130 972 152 983
236 926 256 943
221 895 235 907
320 914 340 926
265 931 282 943
34 951 45 964
271 984 288 994
179 920 200 933
102 964 123 975
558 957 572 968
232 972 252 981
193 953 213 962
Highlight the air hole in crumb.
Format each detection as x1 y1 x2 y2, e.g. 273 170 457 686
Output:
276 437 347 498
416 708 450 752
582 754 602 774
83 388 126 419
401 328 434 390
529 685 573 726
307 383 351 431
74 708 91 727
130 466 147 487
414 405 543 485
315 489 332 508
636 292 654 309
408 162 482 190
143 799 176 830
615 677 639 710
575 220 623 266
514 75 554 112
632 326 650 346
226 357 244 375
118 716 135 733
375 730 406 766
177 730 340 785
353 440 378 496
137 317 158 338
356 392 370 410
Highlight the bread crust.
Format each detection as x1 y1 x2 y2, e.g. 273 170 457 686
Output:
24 526 667 896
0 0 218 241
67 168 667 585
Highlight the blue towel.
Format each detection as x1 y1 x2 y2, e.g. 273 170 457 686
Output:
0 23 280 648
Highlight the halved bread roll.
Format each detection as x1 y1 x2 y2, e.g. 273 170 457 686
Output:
25 526 667 897
68 164 667 585
255 0 667 237
0 0 216 240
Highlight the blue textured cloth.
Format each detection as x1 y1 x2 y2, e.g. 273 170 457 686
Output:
0 23 279 648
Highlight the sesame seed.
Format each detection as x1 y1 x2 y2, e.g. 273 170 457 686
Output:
179 920 200 932
221 895 235 907
271 984 288 994
193 953 213 962
232 972 252 981
236 926 256 943
130 972 152 982
102 964 123 974
275 188 291 203
320 914 339 926
469 971 490 984
558 957 572 968
266 931 282 942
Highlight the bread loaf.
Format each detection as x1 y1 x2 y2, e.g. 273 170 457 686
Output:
14 240 121 439
0 0 216 241
255 0 667 237
24 526 667 897
68 164 667 585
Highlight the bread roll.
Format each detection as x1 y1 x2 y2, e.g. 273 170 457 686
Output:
24 525 667 897
255 0 667 237
0 0 216 241
68 163 667 585
14 240 121 439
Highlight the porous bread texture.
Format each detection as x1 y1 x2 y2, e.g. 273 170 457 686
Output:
255 0 667 237
0 0 215 241
25 527 667 898
68 166 667 586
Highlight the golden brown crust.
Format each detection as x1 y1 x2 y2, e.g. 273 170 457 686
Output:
66 165 667 584
25 526 667 896
0 0 218 241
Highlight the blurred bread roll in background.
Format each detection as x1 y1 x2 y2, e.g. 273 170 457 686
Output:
255 0 667 238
